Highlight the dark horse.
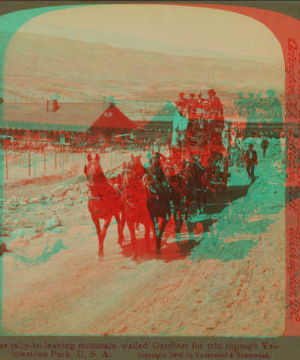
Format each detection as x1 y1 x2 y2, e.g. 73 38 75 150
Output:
166 159 196 240
145 166 171 254
85 157 125 256
167 168 186 236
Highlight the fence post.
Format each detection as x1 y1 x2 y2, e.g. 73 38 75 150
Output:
59 146 62 168
62 147 64 179
34 149 36 179
28 151 31 176
44 148 46 172
5 153 8 179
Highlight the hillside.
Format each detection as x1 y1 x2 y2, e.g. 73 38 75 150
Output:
2 30 284 103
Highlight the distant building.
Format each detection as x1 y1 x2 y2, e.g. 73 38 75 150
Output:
87 103 136 142
46 99 59 113
142 101 176 140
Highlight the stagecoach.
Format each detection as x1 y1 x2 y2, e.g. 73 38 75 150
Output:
86 93 232 258
171 96 230 193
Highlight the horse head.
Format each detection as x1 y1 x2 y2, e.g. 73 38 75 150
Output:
85 160 102 182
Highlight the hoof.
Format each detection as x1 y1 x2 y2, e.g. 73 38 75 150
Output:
155 249 161 258
98 248 104 257
132 252 138 260
118 241 123 249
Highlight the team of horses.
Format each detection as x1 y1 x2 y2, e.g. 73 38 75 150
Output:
86 152 227 258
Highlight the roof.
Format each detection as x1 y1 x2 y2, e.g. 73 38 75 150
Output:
1 102 105 132
89 104 136 130
152 101 177 122
143 102 177 129
0 100 164 132
1 100 285 133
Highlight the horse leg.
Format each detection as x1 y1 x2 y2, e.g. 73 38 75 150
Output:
99 214 113 255
178 207 185 232
157 214 170 249
120 208 126 236
151 217 160 253
172 207 179 234
184 212 195 241
91 211 103 256
114 211 124 248
127 219 138 258
144 219 151 252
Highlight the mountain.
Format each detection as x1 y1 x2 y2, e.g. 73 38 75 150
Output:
9 23 282 63
1 30 284 102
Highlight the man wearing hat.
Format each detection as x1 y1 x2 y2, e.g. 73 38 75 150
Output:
207 89 224 121
206 89 224 138
244 144 258 181
196 92 205 125
187 93 198 120
175 92 188 116
186 93 200 143
261 134 269 159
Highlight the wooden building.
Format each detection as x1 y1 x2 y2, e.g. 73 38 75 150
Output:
86 103 136 142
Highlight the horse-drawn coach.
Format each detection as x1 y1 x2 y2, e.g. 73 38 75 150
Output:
85 90 231 258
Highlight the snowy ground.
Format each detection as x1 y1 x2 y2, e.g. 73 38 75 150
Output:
1 140 288 336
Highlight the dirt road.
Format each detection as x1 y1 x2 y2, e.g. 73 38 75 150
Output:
2 143 286 336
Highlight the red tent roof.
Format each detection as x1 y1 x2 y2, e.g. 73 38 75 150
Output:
89 104 136 130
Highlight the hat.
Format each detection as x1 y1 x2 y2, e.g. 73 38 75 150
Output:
267 89 275 96
208 89 216 96
189 93 195 97
179 92 185 96
248 144 254 148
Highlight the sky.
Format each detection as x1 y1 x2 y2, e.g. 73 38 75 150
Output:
15 4 283 62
